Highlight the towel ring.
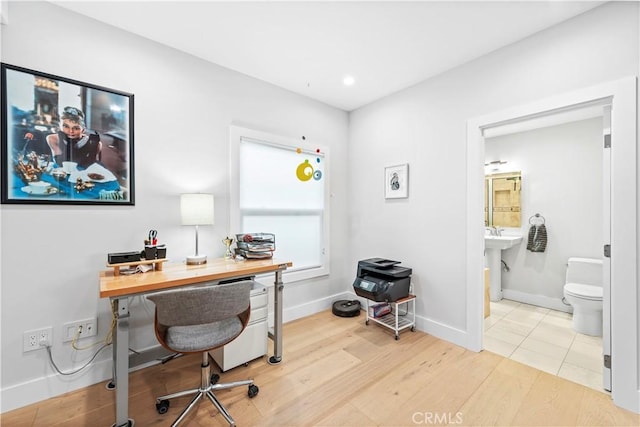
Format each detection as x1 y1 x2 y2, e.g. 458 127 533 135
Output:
529 213 545 225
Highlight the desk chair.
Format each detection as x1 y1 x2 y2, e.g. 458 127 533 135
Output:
147 280 259 427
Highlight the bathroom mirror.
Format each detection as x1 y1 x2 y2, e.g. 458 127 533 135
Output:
485 171 521 227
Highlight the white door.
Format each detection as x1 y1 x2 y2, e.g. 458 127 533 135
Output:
602 105 612 391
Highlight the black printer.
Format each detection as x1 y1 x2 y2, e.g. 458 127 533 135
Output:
352 258 412 302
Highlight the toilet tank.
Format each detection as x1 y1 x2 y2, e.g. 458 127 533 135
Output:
566 257 603 287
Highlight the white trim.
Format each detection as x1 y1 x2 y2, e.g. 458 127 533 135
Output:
279 291 350 324
1 290 346 412
344 292 468 346
602 105 613 391
229 124 331 282
280 291 469 346
466 77 638 413
1 358 112 413
501 289 572 313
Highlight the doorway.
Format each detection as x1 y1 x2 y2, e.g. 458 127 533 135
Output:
465 77 638 413
481 112 607 391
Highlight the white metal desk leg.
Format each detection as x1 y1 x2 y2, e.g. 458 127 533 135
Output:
412 298 416 327
111 297 133 427
395 304 399 339
268 269 284 364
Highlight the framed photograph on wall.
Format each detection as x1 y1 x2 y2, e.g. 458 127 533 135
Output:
1 63 135 205
384 163 409 199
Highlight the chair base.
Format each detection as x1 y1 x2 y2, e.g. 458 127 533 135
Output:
155 353 258 427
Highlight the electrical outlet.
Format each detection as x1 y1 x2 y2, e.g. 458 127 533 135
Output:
23 327 53 352
63 318 98 342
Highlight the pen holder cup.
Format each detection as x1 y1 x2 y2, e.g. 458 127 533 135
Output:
156 247 167 259
144 246 158 260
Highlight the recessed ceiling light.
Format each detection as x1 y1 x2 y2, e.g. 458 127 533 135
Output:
343 75 355 86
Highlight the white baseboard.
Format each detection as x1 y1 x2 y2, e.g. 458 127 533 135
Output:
418 316 470 349
2 292 353 414
502 289 572 313
1 358 113 413
273 291 353 325
344 292 472 350
2 291 474 414
0 342 175 414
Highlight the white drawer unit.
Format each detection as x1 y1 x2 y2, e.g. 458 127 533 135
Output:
210 281 268 371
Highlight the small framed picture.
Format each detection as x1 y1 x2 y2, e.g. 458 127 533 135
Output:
384 163 409 199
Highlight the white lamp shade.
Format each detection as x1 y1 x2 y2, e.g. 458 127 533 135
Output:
180 193 214 226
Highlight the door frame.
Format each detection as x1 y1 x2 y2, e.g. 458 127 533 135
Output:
465 77 638 413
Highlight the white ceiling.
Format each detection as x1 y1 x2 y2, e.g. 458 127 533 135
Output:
51 1 605 111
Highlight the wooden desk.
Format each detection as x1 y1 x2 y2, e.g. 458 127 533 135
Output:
100 258 292 427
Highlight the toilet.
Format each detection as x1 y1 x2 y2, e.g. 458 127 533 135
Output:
563 257 603 336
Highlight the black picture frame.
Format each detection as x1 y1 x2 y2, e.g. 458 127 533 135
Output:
1 63 134 205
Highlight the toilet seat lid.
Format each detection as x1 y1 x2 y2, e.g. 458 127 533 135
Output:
565 283 603 300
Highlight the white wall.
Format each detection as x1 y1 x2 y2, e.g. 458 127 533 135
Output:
350 0 637 333
2 0 639 416
349 0 638 411
350 0 637 338
0 1 350 411
486 118 603 309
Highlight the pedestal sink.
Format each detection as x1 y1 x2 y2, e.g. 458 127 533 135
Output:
485 234 523 301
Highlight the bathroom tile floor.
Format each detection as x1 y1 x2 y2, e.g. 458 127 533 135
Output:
483 298 606 393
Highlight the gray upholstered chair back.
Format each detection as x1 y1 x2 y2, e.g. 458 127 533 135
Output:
146 280 259 425
147 280 252 328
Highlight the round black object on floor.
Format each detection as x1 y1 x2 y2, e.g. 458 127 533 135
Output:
332 300 361 317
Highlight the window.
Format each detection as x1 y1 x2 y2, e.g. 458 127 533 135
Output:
230 126 329 281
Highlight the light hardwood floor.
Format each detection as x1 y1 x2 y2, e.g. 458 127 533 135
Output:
2 310 638 426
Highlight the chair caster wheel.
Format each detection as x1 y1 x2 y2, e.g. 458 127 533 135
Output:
210 374 220 385
248 384 259 398
110 418 134 427
156 399 170 414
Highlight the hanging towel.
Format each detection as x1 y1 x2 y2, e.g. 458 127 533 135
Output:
527 224 547 252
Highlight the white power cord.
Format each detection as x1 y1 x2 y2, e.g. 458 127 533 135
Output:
42 340 110 376
41 301 117 376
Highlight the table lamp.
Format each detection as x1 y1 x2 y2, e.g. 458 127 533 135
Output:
180 193 214 265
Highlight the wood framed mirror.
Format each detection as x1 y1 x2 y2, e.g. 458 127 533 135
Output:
485 171 521 227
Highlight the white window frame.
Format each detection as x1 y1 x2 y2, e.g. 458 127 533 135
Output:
229 125 330 283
